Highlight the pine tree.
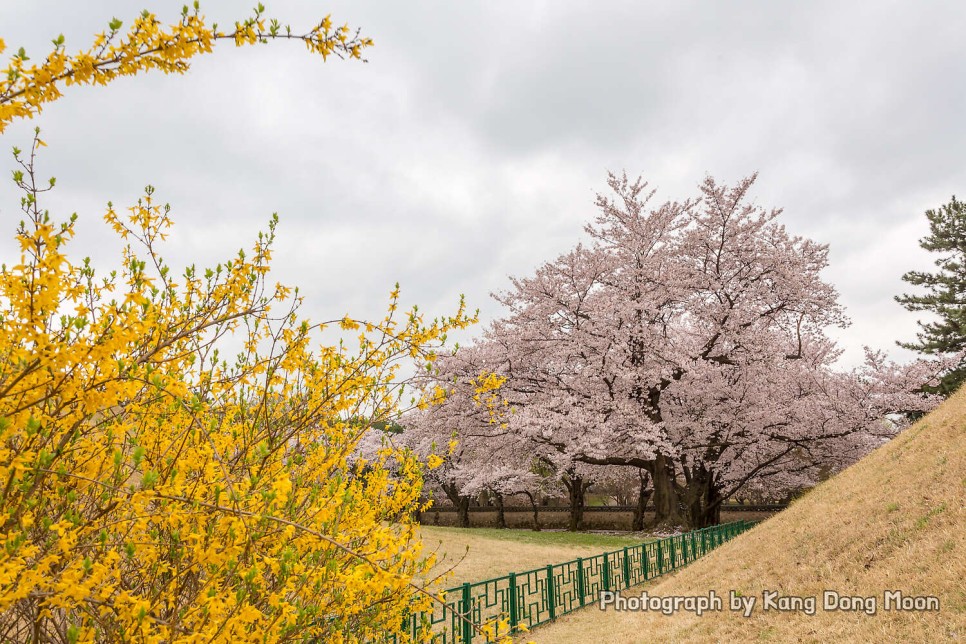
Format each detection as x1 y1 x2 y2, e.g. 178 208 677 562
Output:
896 196 966 395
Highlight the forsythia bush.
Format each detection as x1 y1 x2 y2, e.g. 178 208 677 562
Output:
0 3 374 132
0 133 473 641
0 5 483 642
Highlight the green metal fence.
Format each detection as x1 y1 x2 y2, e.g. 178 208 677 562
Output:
397 519 756 642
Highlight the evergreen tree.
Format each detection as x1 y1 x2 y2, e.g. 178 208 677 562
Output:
896 196 966 395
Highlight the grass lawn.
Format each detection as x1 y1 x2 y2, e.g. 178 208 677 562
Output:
419 527 652 588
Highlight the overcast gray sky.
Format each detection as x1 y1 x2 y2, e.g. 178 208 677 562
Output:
3 1 964 367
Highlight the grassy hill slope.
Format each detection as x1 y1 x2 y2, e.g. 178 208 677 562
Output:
531 390 966 642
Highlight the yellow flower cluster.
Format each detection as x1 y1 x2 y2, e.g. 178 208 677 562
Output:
0 134 476 641
471 372 510 427
0 2 374 133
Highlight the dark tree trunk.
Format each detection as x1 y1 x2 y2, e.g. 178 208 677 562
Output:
442 483 472 528
493 491 506 528
696 474 722 528
648 453 685 528
456 496 470 528
562 472 590 532
631 469 652 531
704 484 722 526
520 491 541 531
680 463 723 528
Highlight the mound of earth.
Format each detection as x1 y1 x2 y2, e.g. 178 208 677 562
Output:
531 389 966 642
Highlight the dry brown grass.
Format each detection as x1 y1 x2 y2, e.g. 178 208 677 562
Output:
419 527 647 588
529 389 966 643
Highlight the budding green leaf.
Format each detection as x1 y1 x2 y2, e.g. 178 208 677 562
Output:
141 470 159 489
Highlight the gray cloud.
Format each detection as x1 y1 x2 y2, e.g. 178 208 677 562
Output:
2 0 963 367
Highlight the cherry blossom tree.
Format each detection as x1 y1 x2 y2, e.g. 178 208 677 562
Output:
471 173 944 528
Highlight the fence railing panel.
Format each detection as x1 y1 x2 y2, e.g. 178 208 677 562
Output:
625 544 646 587
582 552 605 601
515 565 550 629
554 559 582 616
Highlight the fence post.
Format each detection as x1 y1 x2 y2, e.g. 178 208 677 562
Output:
656 540 663 575
669 537 677 570
576 558 585 607
546 564 556 621
602 553 611 592
641 543 649 580
461 582 473 644
622 547 631 588
508 572 519 633
691 531 697 562
701 528 707 555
